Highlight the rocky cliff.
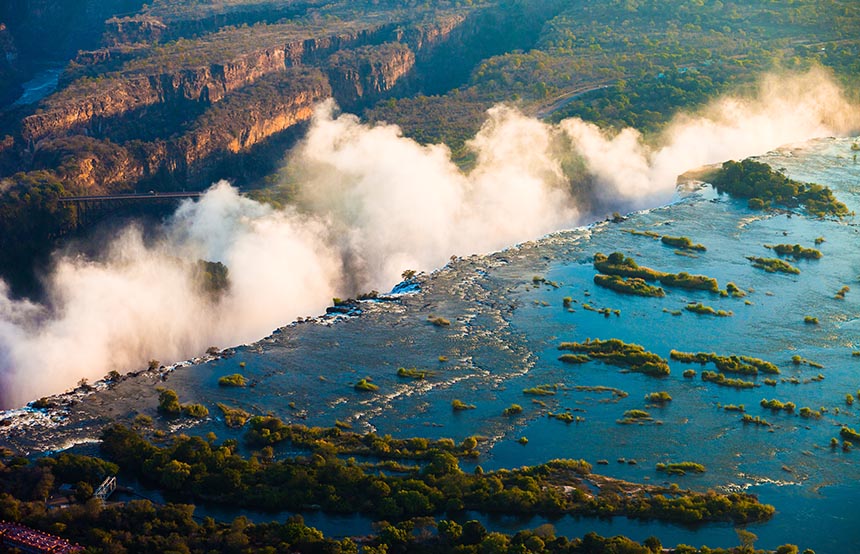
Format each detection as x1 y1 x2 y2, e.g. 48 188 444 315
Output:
0 22 20 103
21 44 290 142
326 43 415 108
29 68 330 193
19 8 479 144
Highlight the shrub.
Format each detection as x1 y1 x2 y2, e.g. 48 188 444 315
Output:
503 404 523 416
218 373 247 387
452 399 475 411
354 379 379 392
181 403 209 418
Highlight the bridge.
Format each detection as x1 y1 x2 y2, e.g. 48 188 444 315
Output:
57 191 205 204
93 476 117 504
57 191 208 229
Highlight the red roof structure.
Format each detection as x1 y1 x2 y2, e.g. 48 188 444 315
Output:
0 521 83 553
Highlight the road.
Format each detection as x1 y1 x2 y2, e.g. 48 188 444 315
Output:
533 81 614 119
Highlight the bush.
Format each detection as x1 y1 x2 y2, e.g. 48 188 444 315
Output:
503 404 523 416
452 399 475 411
218 373 247 387
354 379 379 392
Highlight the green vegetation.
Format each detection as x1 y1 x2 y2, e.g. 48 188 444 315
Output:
217 373 247 387
524 384 559 396
840 426 860 443
549 412 581 424
660 272 719 293
835 285 850 300
593 274 665 297
684 302 731 317
624 229 661 238
157 388 208 418
559 338 670 376
558 353 590 364
452 399 476 411
661 235 706 251
683 369 696 378
645 391 672 403
799 407 822 419
428 315 452 327
573 386 628 400
747 256 801 274
711 159 850 217
503 404 524 416
593 252 719 292
701 371 756 389
593 252 663 281
618 409 653 424
804 316 819 325
671 350 779 375
354 378 379 392
760 398 796 413
791 355 824 369
216 402 251 428
723 404 745 412
725 282 746 298
742 414 772 427
656 462 706 476
0 423 779 554
768 244 822 260
397 367 433 379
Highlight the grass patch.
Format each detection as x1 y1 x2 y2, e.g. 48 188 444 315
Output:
656 461 706 475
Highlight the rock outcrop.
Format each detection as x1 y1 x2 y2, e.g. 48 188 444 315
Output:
326 43 415 108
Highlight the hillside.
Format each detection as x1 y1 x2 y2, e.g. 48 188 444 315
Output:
0 0 858 293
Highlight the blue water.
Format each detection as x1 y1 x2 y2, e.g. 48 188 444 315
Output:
16 136 860 552
12 67 62 106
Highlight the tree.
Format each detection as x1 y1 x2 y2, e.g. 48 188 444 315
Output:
75 481 94 502
438 520 463 543
736 528 757 552
157 388 182 416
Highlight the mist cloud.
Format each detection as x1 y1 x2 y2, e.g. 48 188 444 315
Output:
0 69 856 408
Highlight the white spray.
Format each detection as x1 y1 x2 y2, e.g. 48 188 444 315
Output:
0 69 856 407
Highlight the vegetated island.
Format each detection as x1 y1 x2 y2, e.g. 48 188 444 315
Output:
559 338 670 376
670 350 780 375
765 243 822 260
593 252 720 292
593 274 665 297
710 158 851 217
746 256 800 274
623 230 707 251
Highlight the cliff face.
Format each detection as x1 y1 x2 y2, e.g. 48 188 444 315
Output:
12 4 523 195
326 43 415 108
21 23 402 143
29 69 331 193
21 45 290 142
0 22 20 103
102 3 315 47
